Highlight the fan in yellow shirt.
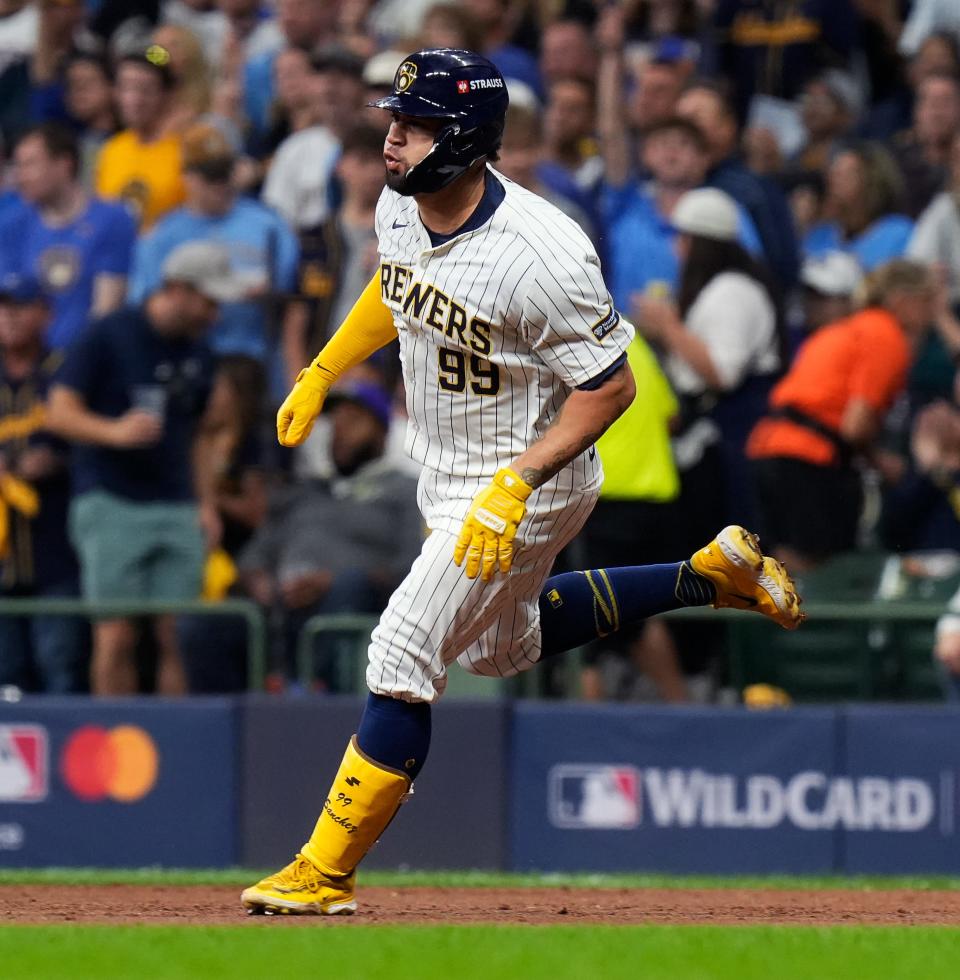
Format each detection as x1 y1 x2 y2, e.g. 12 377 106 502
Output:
594 333 679 503
95 47 185 229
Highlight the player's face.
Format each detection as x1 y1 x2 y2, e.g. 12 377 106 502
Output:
384 113 444 191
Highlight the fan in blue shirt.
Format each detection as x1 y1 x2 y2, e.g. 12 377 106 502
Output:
0 124 136 350
802 142 914 271
128 125 299 366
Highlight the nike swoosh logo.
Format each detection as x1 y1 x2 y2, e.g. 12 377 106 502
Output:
730 592 759 607
392 219 408 229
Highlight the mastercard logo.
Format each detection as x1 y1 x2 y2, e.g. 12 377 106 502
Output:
60 725 159 803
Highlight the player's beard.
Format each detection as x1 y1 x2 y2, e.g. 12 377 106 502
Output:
384 144 441 196
384 164 415 196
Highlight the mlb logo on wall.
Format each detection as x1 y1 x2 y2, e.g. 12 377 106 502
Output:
549 764 641 829
0 725 48 802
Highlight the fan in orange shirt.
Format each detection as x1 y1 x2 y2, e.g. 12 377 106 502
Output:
748 259 935 570
95 46 186 230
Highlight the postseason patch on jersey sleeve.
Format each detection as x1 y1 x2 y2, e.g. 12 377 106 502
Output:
592 307 620 342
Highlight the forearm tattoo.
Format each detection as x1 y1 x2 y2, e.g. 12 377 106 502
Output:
520 412 616 489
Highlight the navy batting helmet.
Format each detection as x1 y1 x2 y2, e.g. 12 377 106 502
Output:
370 48 509 195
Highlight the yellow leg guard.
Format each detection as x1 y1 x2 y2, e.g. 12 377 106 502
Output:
301 736 411 877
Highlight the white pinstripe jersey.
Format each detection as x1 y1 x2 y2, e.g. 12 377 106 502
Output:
375 169 634 492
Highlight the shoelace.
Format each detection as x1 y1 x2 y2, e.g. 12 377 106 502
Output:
268 855 313 887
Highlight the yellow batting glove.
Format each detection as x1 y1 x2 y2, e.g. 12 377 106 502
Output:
453 468 533 582
277 272 398 447
276 366 331 447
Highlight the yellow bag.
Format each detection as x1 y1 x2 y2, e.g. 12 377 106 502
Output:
202 547 237 601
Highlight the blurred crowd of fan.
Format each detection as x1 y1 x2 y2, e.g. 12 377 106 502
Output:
2 0 960 703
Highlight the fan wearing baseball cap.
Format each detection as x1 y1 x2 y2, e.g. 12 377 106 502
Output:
44 240 234 696
797 251 864 339
634 187 783 535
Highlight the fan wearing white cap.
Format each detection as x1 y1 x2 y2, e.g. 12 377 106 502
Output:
799 251 863 333
634 187 782 533
671 187 741 241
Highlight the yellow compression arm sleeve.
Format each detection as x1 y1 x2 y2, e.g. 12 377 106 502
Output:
306 271 397 386
277 271 397 446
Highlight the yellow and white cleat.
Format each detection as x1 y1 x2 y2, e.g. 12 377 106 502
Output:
241 854 357 916
690 525 804 631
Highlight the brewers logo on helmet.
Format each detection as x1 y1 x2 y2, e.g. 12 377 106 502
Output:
371 48 509 196
396 61 418 92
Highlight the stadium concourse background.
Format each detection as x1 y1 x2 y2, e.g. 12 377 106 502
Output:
3 0 960 879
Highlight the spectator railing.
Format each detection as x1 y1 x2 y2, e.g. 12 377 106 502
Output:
294 602 951 700
296 613 380 690
0 598 268 690
666 601 950 622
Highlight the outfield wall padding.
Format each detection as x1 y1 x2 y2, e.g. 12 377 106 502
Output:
238 696 509 869
510 704 960 874
0 698 237 867
2 698 958 873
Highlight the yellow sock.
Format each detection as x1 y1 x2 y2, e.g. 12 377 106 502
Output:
301 736 411 876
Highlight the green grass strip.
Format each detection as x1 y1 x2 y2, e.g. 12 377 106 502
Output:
2 925 960 980
2 867 960 890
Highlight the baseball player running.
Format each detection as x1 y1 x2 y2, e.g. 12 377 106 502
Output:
242 49 803 916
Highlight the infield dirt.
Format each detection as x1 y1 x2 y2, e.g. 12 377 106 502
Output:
2 885 959 926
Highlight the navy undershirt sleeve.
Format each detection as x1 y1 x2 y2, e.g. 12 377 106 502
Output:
577 352 628 391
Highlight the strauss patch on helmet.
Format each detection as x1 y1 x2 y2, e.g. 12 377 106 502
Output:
468 78 503 90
